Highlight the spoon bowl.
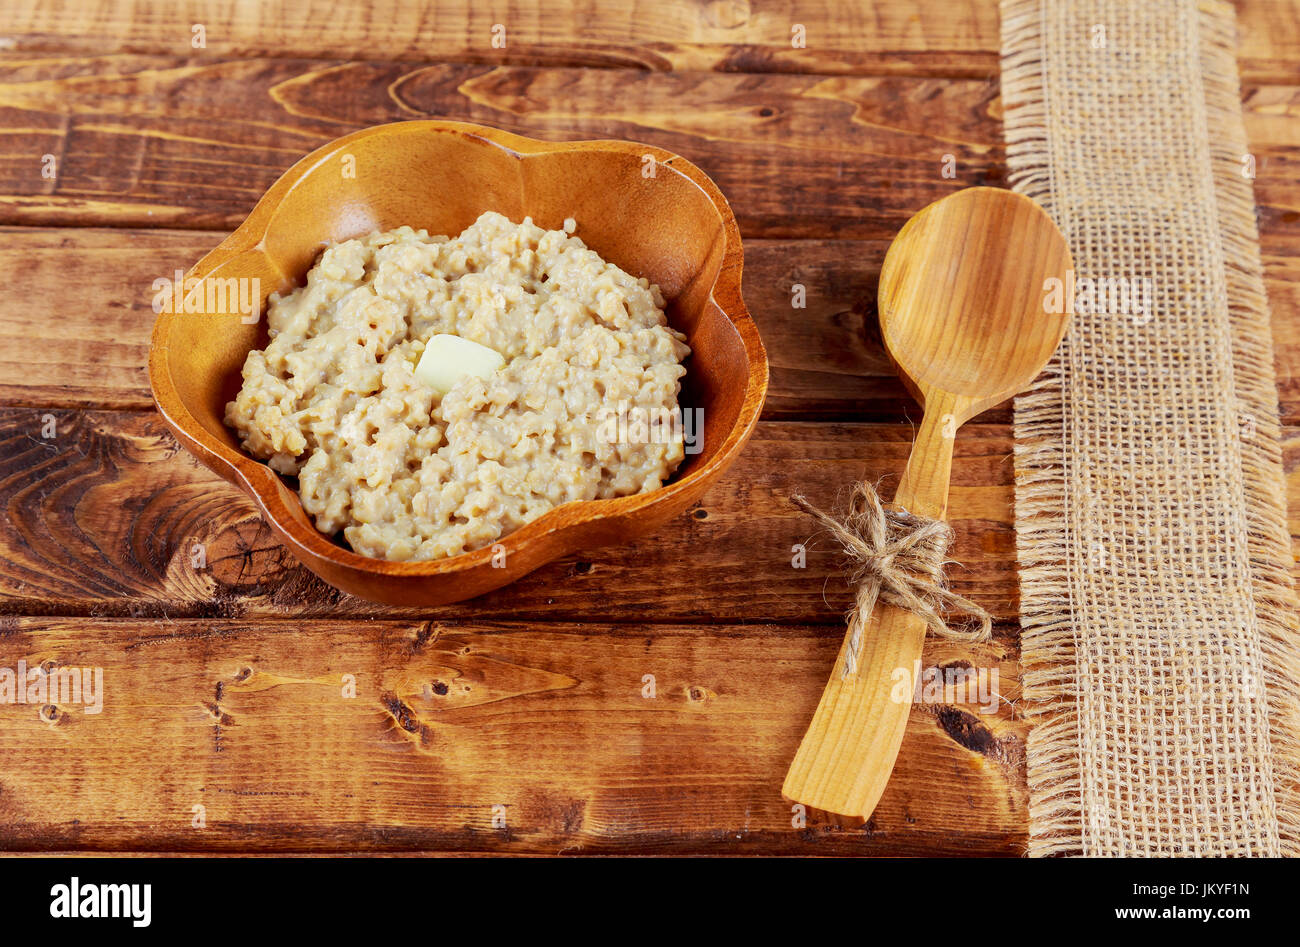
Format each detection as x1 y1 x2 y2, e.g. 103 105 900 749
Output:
879 187 1073 425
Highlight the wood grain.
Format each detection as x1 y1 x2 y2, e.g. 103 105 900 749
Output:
0 56 1005 235
1 0 1001 79
0 0 1297 856
6 227 1300 422
0 228 905 418
4 408 1300 624
1 0 1295 82
0 409 1022 623
0 55 1293 240
2 414 1295 855
0 616 1025 854
0 56 1295 237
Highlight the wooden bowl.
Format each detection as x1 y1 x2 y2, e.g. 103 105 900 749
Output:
148 120 768 606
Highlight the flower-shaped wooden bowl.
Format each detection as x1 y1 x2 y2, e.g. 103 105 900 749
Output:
149 120 768 606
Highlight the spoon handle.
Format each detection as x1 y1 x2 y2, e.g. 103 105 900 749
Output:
783 401 959 818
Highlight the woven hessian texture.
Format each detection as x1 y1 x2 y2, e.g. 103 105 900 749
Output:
1002 0 1300 856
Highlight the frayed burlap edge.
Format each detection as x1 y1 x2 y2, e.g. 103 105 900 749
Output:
1198 4 1300 855
1001 0 1300 857
1001 0 1081 857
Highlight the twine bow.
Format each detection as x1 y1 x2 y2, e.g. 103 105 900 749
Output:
791 482 991 678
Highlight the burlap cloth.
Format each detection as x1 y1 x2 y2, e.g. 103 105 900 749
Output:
1001 0 1300 855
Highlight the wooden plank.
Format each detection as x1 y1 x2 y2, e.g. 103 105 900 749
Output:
0 56 1004 236
4 408 1296 626
0 228 205 412
1 0 1295 83
0 56 1295 240
0 228 910 419
0 616 1024 854
0 0 1004 79
8 225 1300 422
4 407 1299 625
0 409 1021 622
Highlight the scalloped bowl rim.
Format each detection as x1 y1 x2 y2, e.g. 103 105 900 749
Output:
149 119 768 579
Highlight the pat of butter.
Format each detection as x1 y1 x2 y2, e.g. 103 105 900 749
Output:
414 334 505 396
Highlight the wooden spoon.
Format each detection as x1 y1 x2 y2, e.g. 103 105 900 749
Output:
783 186 1072 819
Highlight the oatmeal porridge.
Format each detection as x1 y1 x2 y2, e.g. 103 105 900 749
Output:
224 212 691 561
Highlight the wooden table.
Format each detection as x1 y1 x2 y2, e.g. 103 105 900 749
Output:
0 0 1296 856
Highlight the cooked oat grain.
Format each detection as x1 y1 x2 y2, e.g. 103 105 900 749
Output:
224 212 690 560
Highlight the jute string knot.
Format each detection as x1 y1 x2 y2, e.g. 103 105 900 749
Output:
791 482 991 678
